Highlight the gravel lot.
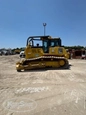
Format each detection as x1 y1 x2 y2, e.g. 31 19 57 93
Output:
0 55 86 115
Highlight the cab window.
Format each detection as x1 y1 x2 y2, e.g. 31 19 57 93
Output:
51 41 55 47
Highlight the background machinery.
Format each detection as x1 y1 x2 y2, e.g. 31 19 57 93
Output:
16 35 69 71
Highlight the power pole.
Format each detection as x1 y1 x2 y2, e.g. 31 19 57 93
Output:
43 23 47 36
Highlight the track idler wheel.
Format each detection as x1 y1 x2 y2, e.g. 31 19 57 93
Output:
59 60 65 66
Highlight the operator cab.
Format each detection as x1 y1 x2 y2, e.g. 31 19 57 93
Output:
26 36 61 53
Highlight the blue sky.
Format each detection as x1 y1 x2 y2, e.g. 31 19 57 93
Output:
0 0 86 48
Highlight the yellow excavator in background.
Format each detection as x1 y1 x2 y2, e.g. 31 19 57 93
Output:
16 35 69 72
14 49 21 54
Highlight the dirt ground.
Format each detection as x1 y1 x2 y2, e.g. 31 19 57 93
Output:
0 55 86 115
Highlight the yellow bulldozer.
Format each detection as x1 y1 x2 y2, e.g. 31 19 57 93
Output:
16 35 69 72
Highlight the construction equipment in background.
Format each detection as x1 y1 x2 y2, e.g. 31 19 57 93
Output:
14 49 21 54
16 35 69 72
19 51 25 58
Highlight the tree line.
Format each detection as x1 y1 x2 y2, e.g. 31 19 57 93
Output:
12 46 86 51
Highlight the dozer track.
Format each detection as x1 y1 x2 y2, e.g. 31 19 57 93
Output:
16 56 69 72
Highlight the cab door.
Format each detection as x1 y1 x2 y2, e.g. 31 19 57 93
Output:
43 40 49 53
